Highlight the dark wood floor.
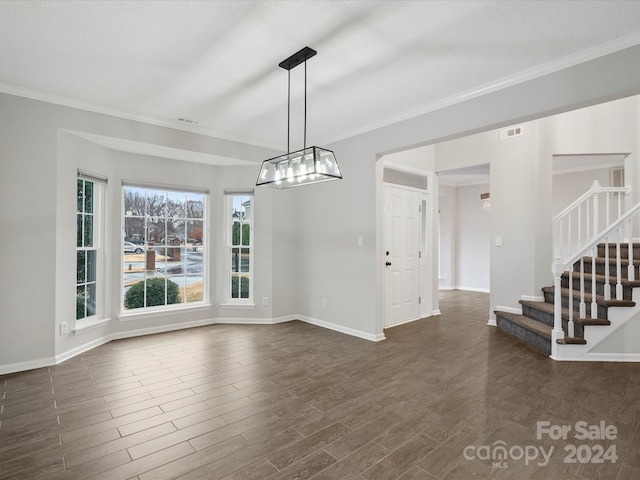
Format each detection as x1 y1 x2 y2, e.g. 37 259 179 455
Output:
2 290 639 479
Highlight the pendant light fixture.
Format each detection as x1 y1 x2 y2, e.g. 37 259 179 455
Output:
256 46 342 188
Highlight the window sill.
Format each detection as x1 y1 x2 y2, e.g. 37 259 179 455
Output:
118 303 212 322
73 317 111 335
219 303 256 309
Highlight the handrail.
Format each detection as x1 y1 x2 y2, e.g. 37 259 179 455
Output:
553 180 630 262
552 182 630 224
551 199 640 358
561 202 640 269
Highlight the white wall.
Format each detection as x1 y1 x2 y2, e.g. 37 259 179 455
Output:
3 44 640 372
0 93 282 373
455 183 491 292
438 184 456 289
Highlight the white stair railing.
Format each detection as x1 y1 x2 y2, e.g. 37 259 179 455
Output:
551 202 640 358
553 180 630 262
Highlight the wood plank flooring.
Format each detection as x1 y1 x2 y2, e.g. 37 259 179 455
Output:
2 290 640 479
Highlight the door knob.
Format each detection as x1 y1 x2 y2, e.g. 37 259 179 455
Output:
386 261 392 266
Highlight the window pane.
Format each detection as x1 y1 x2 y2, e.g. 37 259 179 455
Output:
86 283 96 317
77 180 84 213
185 275 203 303
231 274 240 299
146 277 166 307
240 276 249 299
86 250 97 283
241 223 250 246
77 214 83 247
231 247 240 273
76 285 86 320
83 214 93 247
147 216 166 246
77 250 86 284
84 181 94 214
167 191 185 218
187 220 203 246
124 217 145 244
146 189 166 218
124 187 145 216
187 193 204 219
240 248 250 273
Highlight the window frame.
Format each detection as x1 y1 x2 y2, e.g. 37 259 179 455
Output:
76 173 106 324
121 182 209 314
225 192 254 305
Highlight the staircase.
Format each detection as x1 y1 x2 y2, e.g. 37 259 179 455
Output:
495 242 640 356
495 180 640 360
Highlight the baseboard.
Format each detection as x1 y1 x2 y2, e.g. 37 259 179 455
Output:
432 309 442 316
487 318 497 327
521 295 545 302
438 286 455 291
298 315 386 342
55 336 111 366
455 286 490 293
567 353 640 362
2 314 386 375
495 305 523 315
110 317 217 341
0 357 56 376
216 317 277 325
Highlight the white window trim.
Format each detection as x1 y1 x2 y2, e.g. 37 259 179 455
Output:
121 184 209 313
223 193 254 305
76 178 106 325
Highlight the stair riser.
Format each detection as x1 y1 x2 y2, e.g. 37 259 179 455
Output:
597 245 640 258
580 262 639 281
542 290 609 319
520 305 585 337
561 277 633 301
496 315 551 356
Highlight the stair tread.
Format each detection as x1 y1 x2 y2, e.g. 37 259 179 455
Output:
563 271 640 288
583 256 639 267
519 300 611 325
541 286 635 307
494 311 552 340
557 337 588 345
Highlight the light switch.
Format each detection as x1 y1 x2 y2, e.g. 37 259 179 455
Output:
357 236 363 247
495 236 503 247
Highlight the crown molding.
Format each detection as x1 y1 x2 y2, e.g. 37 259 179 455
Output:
0 82 282 151
325 31 640 146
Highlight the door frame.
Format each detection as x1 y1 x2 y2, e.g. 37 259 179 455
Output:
382 181 432 328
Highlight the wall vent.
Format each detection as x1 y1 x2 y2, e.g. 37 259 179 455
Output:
499 125 523 140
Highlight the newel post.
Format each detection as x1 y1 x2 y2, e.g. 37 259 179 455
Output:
551 257 565 357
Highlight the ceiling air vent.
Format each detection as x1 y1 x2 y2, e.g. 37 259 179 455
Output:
177 117 199 125
499 125 523 140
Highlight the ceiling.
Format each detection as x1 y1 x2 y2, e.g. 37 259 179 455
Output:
2 1 640 153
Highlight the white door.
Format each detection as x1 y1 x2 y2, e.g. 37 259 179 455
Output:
384 185 421 327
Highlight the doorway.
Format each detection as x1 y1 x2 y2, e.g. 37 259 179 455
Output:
383 183 430 328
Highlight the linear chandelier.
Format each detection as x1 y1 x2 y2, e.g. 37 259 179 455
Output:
256 46 342 188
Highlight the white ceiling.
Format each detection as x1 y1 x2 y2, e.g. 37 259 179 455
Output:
2 1 640 152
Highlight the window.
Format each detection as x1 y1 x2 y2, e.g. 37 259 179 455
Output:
77 179 98 320
122 184 207 311
227 193 252 302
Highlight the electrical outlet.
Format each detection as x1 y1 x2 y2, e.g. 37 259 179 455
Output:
262 297 269 306
322 298 327 308
60 322 68 335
